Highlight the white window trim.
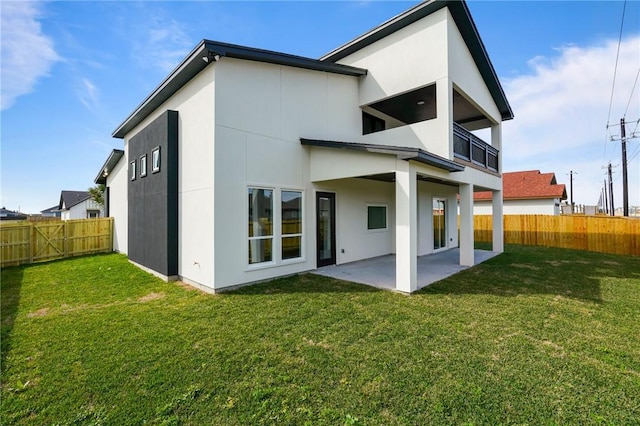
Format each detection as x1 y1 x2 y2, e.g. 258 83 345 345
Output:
140 154 147 177
366 203 388 232
130 160 136 181
151 146 161 173
247 186 275 268
281 189 304 264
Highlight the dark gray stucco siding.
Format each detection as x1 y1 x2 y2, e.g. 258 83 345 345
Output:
128 110 178 277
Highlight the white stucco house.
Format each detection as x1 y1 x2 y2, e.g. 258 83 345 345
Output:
97 0 512 293
58 190 103 220
474 170 567 216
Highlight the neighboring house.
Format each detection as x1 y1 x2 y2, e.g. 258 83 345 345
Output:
98 0 513 293
0 207 27 221
58 190 103 220
41 205 62 218
474 170 567 215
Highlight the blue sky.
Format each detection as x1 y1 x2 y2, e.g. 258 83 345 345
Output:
2 0 639 214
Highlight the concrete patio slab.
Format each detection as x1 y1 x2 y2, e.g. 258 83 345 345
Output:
312 249 500 292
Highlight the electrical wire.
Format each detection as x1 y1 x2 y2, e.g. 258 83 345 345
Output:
624 67 640 117
603 0 627 165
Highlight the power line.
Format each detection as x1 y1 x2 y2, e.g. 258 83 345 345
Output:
624 67 640 117
603 0 627 165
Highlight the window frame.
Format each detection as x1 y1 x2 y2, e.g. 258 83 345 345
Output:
151 147 161 173
86 210 100 219
130 160 136 181
281 189 303 262
366 204 388 231
247 186 275 266
140 154 147 177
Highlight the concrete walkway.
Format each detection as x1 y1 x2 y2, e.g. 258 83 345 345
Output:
312 249 500 292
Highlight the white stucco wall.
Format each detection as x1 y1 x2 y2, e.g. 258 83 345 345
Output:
107 155 128 253
474 199 561 216
210 58 362 289
417 181 459 256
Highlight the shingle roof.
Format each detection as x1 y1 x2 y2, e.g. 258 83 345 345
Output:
475 170 567 201
59 191 92 210
41 205 61 214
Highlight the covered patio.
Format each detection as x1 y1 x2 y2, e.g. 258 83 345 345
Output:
313 249 499 292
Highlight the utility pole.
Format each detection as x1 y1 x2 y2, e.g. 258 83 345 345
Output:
608 163 615 216
620 118 629 217
603 180 609 214
569 170 575 213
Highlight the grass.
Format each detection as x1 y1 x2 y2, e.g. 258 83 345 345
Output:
1 246 639 425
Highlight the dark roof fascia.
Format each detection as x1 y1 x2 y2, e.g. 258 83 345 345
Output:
112 40 367 139
320 0 514 121
95 149 125 184
301 138 464 172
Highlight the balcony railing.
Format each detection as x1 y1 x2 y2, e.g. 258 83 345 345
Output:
453 122 499 172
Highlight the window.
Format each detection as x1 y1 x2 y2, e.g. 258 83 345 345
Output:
130 160 136 181
152 147 161 173
140 154 147 177
367 205 387 230
362 111 385 135
248 188 273 264
87 210 100 219
282 191 302 260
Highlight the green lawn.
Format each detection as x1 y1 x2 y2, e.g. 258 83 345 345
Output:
1 246 639 425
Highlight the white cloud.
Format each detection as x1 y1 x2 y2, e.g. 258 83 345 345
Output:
78 78 99 110
1 1 59 110
501 35 640 206
134 15 192 73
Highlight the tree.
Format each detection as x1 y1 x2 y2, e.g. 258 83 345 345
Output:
88 184 105 207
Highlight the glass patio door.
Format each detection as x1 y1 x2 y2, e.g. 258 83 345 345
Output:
316 192 336 267
433 199 447 251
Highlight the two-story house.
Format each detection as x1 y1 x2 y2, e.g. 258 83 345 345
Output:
97 0 512 293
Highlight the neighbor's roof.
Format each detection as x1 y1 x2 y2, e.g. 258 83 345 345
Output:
321 0 513 121
112 41 366 139
41 205 61 214
59 191 92 210
95 149 125 184
475 170 567 201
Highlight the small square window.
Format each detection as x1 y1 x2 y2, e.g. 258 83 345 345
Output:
367 205 387 230
152 147 161 173
140 154 147 177
130 160 136 181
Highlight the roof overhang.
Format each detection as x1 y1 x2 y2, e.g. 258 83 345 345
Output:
112 41 367 139
301 138 464 172
320 0 513 122
95 149 125 184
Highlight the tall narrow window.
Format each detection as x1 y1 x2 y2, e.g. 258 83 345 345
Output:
282 191 302 260
152 147 161 173
362 111 385 135
130 160 136 181
140 154 147 177
248 188 273 264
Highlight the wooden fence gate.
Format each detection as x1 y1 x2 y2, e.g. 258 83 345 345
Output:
1 218 113 267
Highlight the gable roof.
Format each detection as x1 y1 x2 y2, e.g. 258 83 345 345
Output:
475 170 567 201
59 191 92 210
41 205 61 214
95 149 125 184
321 0 513 121
112 41 367 139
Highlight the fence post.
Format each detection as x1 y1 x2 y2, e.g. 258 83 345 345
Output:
64 221 69 258
28 222 34 265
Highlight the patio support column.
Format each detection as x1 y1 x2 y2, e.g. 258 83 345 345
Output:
459 183 474 266
492 190 504 253
395 161 417 293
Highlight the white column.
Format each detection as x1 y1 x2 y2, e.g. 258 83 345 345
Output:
395 161 417 293
492 190 504 253
459 183 474 266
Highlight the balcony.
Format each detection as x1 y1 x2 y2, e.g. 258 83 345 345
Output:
453 122 498 172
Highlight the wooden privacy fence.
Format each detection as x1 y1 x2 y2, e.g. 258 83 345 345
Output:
1 218 113 267
474 215 640 256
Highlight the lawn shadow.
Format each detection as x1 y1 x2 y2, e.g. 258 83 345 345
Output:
417 245 640 303
1 265 25 373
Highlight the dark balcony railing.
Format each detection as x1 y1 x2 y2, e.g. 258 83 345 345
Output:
453 122 499 172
